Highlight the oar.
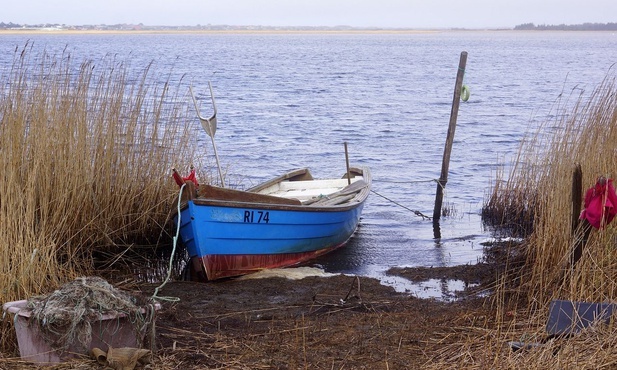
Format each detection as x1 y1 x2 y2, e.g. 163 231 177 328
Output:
190 81 225 187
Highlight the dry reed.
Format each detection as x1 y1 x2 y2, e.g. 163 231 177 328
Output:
0 44 199 352
450 72 617 368
489 73 617 303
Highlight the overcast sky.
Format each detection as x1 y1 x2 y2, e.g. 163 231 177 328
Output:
2 0 616 29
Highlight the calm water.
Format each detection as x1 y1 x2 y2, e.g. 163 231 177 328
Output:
3 31 617 288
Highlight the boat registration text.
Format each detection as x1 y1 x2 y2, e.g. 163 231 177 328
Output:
244 210 270 223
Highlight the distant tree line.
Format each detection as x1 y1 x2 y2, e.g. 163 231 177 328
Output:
4 20 617 32
514 22 617 31
0 22 150 31
0 22 21 29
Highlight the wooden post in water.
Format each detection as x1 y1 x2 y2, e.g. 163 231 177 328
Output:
433 51 467 228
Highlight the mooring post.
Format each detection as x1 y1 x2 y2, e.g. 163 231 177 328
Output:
433 51 468 228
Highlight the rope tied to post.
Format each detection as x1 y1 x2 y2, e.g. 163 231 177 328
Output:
370 178 455 220
461 85 470 102
370 189 432 220
458 63 470 102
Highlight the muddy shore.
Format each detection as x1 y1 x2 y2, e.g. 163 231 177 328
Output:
143 267 494 369
2 246 511 369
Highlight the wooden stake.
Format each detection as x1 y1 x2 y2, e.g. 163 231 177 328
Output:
344 142 351 185
570 163 591 268
571 163 583 233
433 51 468 226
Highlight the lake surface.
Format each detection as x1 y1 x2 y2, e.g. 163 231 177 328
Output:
2 31 617 292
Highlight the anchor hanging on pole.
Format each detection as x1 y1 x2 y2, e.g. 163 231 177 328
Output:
190 81 226 188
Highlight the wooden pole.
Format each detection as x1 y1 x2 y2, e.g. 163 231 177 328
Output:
571 163 583 233
344 142 351 185
433 51 467 226
570 163 591 268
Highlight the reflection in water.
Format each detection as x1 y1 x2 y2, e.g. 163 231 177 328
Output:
240 266 479 302
377 274 480 301
433 221 442 240
111 244 188 284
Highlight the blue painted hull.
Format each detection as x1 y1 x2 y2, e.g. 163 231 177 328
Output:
174 167 370 280
180 202 363 254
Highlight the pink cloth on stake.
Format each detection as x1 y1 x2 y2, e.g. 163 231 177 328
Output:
580 178 617 229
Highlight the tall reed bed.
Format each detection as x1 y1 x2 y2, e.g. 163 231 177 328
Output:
0 44 198 349
492 74 617 304
430 73 617 368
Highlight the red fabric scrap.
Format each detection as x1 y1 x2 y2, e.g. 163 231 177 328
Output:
183 168 199 187
172 167 199 187
580 177 617 229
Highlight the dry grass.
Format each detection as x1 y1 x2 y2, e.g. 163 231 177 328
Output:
0 44 198 351
425 322 617 369
469 72 617 368
486 73 617 302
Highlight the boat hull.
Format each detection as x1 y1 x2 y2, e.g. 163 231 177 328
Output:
178 201 364 280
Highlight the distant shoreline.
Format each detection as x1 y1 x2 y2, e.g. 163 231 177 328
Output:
2 21 615 34
0 29 449 35
3 28 613 36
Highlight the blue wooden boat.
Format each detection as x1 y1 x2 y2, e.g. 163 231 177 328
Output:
175 166 371 281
